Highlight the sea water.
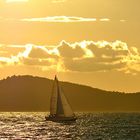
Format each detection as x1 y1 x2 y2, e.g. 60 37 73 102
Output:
0 112 139 140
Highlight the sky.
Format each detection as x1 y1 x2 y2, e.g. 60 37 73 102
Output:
0 0 140 92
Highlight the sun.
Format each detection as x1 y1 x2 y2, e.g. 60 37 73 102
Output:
6 0 28 3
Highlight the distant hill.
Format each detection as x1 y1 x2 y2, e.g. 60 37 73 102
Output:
0 75 139 112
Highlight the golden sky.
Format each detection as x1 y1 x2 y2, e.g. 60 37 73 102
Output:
0 0 140 92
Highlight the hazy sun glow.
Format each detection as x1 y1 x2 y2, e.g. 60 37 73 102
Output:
6 0 28 3
0 0 140 92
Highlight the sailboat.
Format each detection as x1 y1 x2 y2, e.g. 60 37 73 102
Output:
45 76 77 122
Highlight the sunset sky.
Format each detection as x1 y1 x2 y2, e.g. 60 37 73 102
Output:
0 0 140 92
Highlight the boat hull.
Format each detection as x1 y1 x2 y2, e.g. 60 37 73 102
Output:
45 116 77 122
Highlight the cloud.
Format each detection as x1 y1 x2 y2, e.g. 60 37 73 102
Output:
20 16 127 23
27 45 58 59
0 44 25 57
18 44 58 67
22 58 55 66
100 18 110 22
63 57 126 72
87 41 129 58
0 40 140 74
60 41 130 72
57 40 85 58
6 0 28 3
21 16 97 23
0 16 125 23
52 0 67 3
120 20 126 22
57 40 140 73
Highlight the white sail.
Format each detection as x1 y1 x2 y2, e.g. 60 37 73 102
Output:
50 76 58 115
58 85 74 117
50 76 74 117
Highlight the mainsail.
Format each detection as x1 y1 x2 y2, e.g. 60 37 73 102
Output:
50 76 74 117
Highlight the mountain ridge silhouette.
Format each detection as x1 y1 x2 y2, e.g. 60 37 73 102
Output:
0 75 139 112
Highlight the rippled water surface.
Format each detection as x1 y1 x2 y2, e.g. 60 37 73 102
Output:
0 112 139 139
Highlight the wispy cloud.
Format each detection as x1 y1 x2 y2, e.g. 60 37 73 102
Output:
52 0 67 3
0 16 126 23
100 18 110 22
120 20 126 22
20 16 127 23
21 16 97 23
6 0 28 3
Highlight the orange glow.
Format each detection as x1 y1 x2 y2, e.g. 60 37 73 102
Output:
6 0 28 3
0 0 139 92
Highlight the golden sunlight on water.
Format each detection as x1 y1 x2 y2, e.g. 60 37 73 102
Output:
0 112 139 139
